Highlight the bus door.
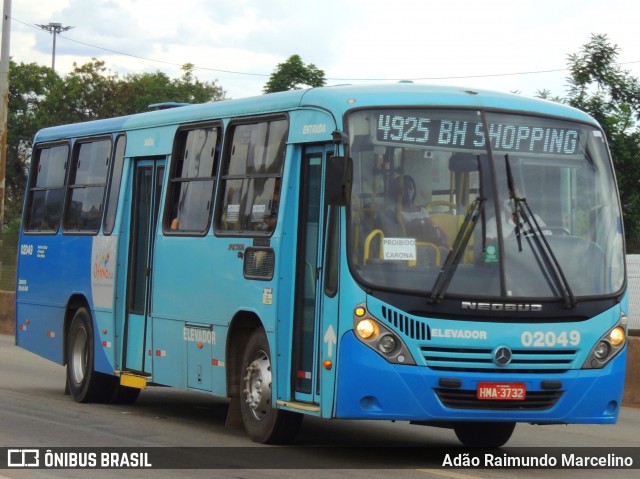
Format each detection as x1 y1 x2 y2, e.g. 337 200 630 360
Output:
122 157 165 374
292 145 339 415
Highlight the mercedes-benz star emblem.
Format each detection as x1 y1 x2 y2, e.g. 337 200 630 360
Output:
493 346 513 366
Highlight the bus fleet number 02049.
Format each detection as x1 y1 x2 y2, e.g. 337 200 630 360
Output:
521 330 581 348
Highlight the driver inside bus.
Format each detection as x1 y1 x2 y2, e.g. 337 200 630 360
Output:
485 195 549 240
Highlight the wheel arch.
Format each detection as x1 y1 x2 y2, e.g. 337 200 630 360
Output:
226 310 264 399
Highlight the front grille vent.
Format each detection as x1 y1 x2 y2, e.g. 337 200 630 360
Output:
381 306 429 340
421 346 577 373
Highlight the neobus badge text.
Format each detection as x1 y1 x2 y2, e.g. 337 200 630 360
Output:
183 327 216 345
462 301 542 312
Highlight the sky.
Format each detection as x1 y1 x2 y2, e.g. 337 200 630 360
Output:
7 0 640 101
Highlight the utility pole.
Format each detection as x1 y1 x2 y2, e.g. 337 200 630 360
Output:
0 0 11 234
36 22 73 72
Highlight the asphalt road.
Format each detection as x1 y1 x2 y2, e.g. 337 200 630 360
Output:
0 334 639 479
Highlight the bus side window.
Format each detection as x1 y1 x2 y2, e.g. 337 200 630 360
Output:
64 139 112 234
166 126 220 234
24 144 69 233
103 135 126 235
218 118 287 233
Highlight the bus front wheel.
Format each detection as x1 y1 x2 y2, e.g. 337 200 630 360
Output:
240 329 303 444
66 307 111 403
453 422 516 448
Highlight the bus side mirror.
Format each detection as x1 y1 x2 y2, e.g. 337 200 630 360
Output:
325 156 353 206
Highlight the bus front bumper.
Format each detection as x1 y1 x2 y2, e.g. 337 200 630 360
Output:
334 332 626 424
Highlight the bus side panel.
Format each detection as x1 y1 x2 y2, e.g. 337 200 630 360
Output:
93 309 117 374
15 301 65 364
16 235 93 364
16 234 115 375
149 318 187 389
151 234 274 397
90 235 119 375
151 235 238 396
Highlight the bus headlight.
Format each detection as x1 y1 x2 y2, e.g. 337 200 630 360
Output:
378 334 397 354
356 319 378 340
609 326 625 347
593 341 610 360
352 304 415 365
582 316 627 369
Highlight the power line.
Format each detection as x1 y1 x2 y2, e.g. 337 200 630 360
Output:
13 15 640 83
59 34 269 77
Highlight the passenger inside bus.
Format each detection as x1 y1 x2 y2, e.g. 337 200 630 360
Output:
385 174 450 248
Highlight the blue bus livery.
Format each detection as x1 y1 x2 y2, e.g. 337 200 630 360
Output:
16 84 627 447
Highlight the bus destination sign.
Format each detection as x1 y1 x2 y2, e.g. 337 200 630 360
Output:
375 113 580 155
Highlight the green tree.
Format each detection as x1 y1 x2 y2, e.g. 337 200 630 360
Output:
5 61 61 227
120 63 226 113
45 59 120 123
263 54 326 93
562 34 640 242
173 63 225 104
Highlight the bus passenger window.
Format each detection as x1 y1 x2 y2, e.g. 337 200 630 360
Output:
25 144 69 233
218 118 287 234
64 139 112 233
103 135 126 235
167 126 220 234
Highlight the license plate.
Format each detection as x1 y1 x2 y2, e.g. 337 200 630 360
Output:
477 382 526 400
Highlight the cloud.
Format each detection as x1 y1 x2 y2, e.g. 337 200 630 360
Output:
11 0 640 99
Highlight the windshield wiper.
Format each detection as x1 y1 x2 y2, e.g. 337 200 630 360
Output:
504 155 577 309
429 196 485 304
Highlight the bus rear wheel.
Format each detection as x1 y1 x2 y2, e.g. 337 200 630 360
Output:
453 422 516 448
239 329 302 444
66 307 111 403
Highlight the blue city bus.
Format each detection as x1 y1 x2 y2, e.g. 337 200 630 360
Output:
15 84 628 447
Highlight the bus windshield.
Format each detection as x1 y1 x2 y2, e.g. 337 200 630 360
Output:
347 108 625 301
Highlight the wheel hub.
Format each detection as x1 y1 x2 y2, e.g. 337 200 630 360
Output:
243 350 272 420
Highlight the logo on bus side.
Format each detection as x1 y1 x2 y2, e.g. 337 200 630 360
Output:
91 237 117 309
183 326 216 345
93 253 113 281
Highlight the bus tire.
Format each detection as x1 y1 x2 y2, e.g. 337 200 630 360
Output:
66 307 111 403
453 421 516 448
240 329 303 444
